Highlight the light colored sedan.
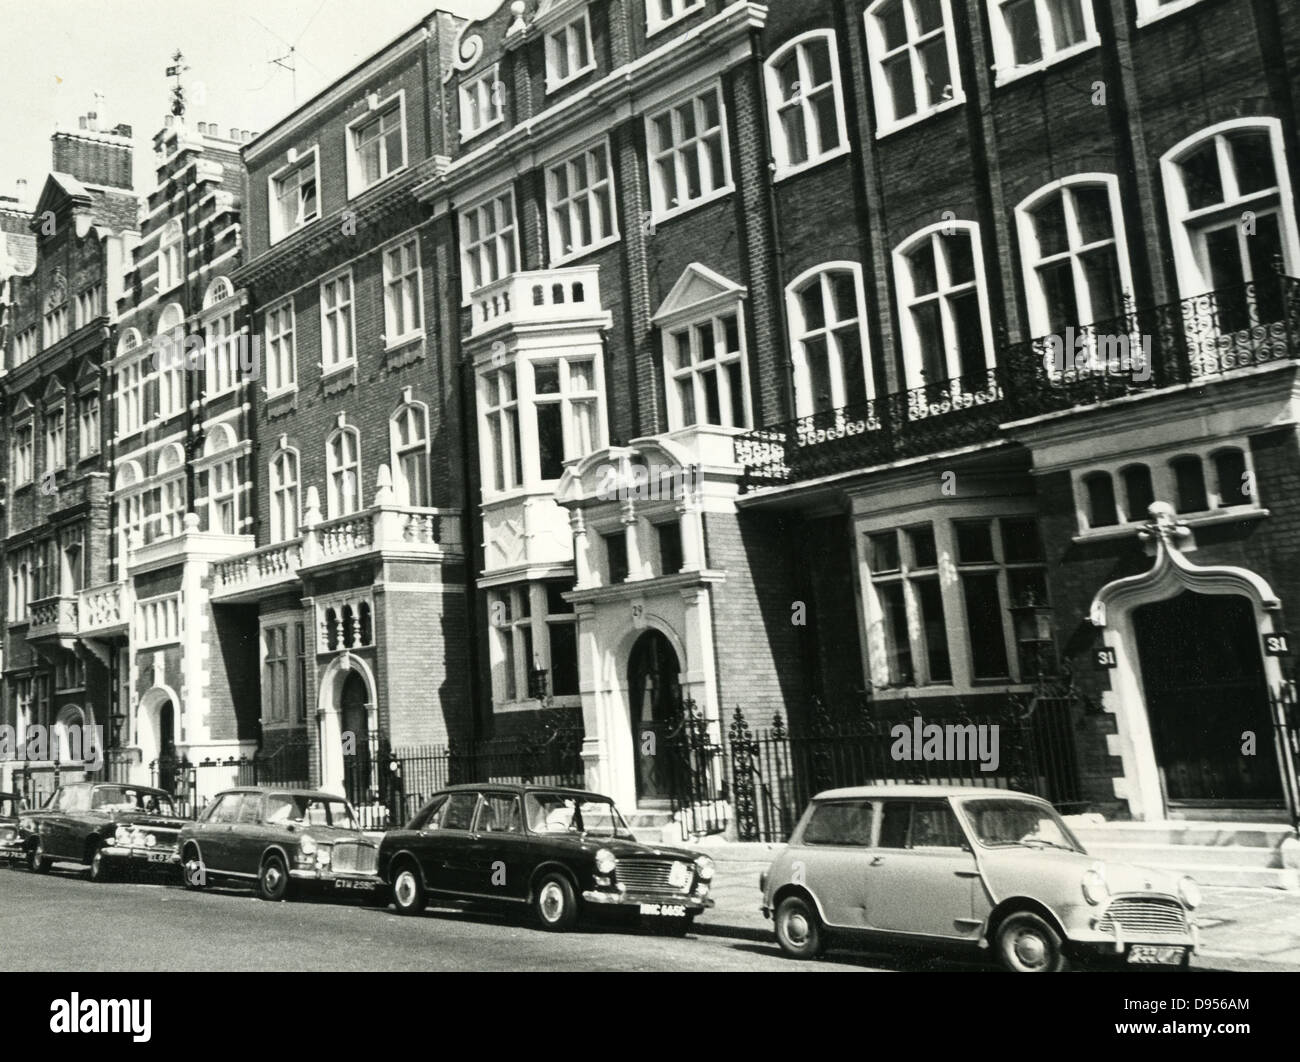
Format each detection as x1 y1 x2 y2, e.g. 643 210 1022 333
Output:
760 785 1199 972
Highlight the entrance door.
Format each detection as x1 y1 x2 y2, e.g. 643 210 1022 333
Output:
340 672 370 807
157 703 177 792
1133 591 1282 806
627 630 682 805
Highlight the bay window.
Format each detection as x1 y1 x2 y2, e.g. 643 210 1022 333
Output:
534 357 600 480
488 582 580 706
483 368 522 494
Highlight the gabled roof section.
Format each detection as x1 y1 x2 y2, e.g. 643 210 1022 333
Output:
31 172 139 240
651 263 747 327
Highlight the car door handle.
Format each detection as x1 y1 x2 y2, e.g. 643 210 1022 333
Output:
954 870 981 878
869 856 885 866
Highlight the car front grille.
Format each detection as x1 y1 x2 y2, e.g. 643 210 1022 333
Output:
1097 897 1189 937
127 828 179 848
332 841 378 875
615 860 692 896
0 827 15 844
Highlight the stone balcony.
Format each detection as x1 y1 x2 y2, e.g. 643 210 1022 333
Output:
28 595 79 647
467 265 607 340
78 582 130 636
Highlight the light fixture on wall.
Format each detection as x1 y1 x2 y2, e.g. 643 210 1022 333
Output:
1010 588 1057 679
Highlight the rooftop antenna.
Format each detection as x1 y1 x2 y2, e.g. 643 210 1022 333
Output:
166 49 189 117
270 45 298 104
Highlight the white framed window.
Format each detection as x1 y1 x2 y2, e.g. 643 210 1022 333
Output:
209 458 239 535
206 310 239 396
269 149 320 242
547 141 618 262
1136 0 1206 27
264 301 297 396
44 405 65 472
320 270 356 370
533 356 603 481
866 524 952 686
645 83 733 221
481 368 522 494
77 396 100 459
117 357 146 437
864 0 963 136
43 305 69 348
136 594 181 647
383 238 423 342
664 310 751 430
326 426 361 518
348 95 406 195
1015 175 1133 338
546 9 595 91
270 449 301 543
74 285 103 329
488 580 580 707
988 0 1097 83
646 0 704 35
765 31 850 179
787 263 873 417
461 191 518 296
1161 119 1300 306
13 327 37 367
893 223 995 390
156 444 186 542
460 66 503 141
158 219 183 292
156 306 186 420
12 421 33 485
390 402 430 507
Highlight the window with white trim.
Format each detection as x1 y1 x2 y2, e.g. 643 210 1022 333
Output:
954 518 1047 681
1136 0 1206 26
265 301 296 395
664 310 750 429
157 336 185 421
158 219 183 292
391 403 430 507
156 445 186 542
482 368 522 494
351 98 405 191
787 265 872 416
894 225 993 389
547 142 618 261
462 192 518 294
209 458 239 535
12 421 33 485
206 310 239 396
383 238 422 341
534 356 602 480
489 580 579 706
271 152 319 241
13 327 37 367
118 357 146 436
460 66 503 140
546 9 594 90
646 0 703 33
646 84 732 220
43 304 69 348
988 0 1096 80
78 396 100 459
320 271 355 369
1016 177 1131 337
44 404 65 472
270 450 301 543
74 285 103 329
867 524 951 686
326 426 361 518
864 0 961 134
765 31 848 177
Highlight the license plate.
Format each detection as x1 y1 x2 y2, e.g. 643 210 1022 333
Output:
147 852 172 864
639 903 687 917
1127 945 1187 965
334 879 377 891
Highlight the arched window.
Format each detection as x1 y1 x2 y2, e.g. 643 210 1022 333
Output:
205 425 240 535
116 330 147 437
156 303 186 419
1170 455 1208 514
156 443 187 541
117 328 142 357
1120 464 1154 523
116 460 146 549
765 31 848 178
326 427 361 518
159 219 183 292
390 403 430 507
1083 471 1118 528
270 449 301 542
203 276 234 308
894 223 993 391
1016 176 1132 338
1211 447 1250 508
786 263 872 417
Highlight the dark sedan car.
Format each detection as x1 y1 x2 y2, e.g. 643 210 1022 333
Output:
0 792 28 866
377 784 716 933
22 782 186 880
177 787 384 902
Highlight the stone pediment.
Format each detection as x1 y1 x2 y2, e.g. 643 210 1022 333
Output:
651 263 746 328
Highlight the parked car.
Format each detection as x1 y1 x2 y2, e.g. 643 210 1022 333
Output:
761 785 1200 972
378 783 716 933
0 792 28 866
177 787 384 902
22 782 187 880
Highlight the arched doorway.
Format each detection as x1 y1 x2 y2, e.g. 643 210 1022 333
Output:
138 688 179 791
627 630 681 805
1133 590 1282 806
340 671 371 806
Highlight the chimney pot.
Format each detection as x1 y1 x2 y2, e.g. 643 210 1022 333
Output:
78 116 88 130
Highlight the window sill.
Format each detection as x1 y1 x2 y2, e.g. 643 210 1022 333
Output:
264 385 298 401
319 358 357 380
772 145 852 185
321 363 357 396
546 64 596 95
269 216 321 247
874 95 965 140
645 3 704 38
1074 506 1269 542
549 233 622 267
1135 0 1205 27
650 185 735 227
384 330 425 353
992 40 1101 88
347 164 409 203
460 118 504 145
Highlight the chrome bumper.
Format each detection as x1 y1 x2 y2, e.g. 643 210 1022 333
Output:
582 888 713 911
102 845 180 865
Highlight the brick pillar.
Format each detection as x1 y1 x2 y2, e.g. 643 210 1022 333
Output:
615 120 655 441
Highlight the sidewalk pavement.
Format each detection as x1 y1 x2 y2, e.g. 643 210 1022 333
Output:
691 846 1300 968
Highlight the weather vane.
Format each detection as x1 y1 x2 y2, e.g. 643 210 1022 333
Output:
165 49 189 117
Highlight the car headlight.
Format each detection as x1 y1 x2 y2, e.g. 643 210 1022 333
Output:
1081 866 1109 906
694 855 715 882
594 848 617 874
114 826 130 845
299 835 318 857
316 845 331 867
19 818 36 833
144 834 157 848
1178 875 1201 911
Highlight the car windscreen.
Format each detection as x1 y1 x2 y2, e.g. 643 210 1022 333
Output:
91 787 176 816
958 798 1082 853
0 797 15 818
525 794 633 839
264 794 357 830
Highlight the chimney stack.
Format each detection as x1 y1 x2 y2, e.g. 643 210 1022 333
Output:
51 107 134 190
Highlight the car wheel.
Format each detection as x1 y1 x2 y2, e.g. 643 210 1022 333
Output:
181 848 205 891
533 873 578 932
996 912 1069 973
87 842 113 883
774 895 825 959
29 838 51 875
258 854 292 902
391 863 425 916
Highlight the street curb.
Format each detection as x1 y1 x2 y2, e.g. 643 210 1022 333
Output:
694 918 771 944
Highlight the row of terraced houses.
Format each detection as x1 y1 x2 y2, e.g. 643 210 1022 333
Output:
3 0 1300 832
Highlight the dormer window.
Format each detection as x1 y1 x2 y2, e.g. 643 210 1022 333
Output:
460 66 503 141
271 149 320 242
546 8 595 92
